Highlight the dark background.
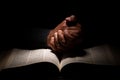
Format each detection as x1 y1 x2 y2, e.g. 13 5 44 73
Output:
0 2 120 79
0 1 120 50
0 62 120 79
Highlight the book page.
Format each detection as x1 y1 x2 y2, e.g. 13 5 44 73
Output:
59 44 118 71
59 49 93 71
3 48 59 69
0 50 13 71
27 49 59 67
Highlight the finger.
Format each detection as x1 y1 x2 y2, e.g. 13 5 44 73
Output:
50 37 56 51
50 36 63 52
54 31 70 51
54 32 65 51
58 30 65 43
68 26 81 33
54 32 60 48
65 15 76 22
65 15 78 27
66 24 81 35
57 30 66 46
64 29 74 39
67 26 80 30
47 30 55 40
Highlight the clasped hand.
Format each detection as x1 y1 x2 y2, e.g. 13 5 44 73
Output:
47 15 83 53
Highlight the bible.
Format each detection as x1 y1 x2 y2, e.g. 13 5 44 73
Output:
0 44 118 72
0 48 92 72
0 44 120 79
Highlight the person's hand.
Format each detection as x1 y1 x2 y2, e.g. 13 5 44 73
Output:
47 15 83 52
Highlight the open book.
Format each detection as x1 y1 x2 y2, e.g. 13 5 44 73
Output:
0 44 118 72
0 48 92 71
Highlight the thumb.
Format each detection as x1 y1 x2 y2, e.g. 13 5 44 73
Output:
66 15 78 27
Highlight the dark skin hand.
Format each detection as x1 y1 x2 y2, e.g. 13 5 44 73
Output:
47 15 83 53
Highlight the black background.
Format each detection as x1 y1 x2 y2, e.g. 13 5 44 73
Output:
0 1 120 50
0 62 120 79
0 1 120 79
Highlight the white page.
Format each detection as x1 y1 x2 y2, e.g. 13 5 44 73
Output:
89 44 116 65
60 49 93 71
28 49 59 67
4 48 59 69
60 44 118 70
